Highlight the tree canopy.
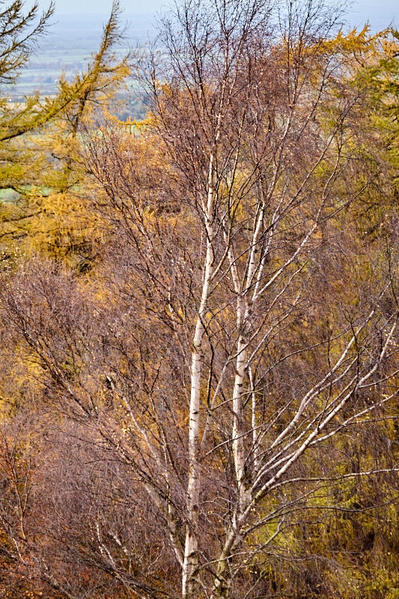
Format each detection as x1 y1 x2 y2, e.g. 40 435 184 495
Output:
1 1 399 598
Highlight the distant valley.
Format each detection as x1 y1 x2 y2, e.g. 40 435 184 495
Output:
5 13 155 118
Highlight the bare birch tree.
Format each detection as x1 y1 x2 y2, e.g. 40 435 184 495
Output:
1 1 399 598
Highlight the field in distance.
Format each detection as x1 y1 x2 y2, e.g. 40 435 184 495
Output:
5 13 154 118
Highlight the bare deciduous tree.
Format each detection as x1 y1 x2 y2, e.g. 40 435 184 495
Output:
1 1 399 598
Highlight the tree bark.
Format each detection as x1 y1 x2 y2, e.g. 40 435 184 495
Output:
182 154 216 599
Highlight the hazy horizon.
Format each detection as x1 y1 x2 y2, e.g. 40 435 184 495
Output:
39 0 397 30
7 0 395 100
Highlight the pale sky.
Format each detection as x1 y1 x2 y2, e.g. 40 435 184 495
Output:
38 0 397 29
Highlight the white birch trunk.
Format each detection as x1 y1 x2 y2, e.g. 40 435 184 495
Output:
182 154 215 599
232 330 250 513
